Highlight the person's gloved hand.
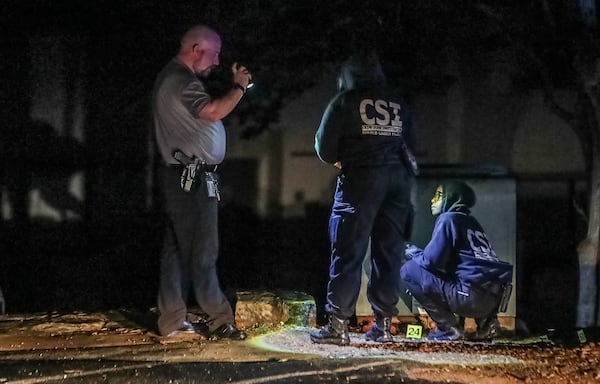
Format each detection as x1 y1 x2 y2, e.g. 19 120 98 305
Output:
404 243 421 260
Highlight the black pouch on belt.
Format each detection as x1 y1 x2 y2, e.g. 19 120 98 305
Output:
498 283 513 313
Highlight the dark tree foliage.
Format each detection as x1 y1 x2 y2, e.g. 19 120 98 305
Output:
3 0 592 139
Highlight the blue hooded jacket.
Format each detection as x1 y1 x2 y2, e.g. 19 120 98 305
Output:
410 181 513 287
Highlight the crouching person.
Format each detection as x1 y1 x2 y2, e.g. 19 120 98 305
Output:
401 181 513 341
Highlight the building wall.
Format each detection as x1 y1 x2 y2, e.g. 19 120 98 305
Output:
227 71 340 217
512 91 584 175
1 36 87 222
227 69 585 216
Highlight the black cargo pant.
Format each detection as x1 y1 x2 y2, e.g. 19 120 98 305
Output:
325 164 414 320
156 165 233 336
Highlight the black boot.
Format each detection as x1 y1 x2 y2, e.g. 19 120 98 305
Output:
365 316 393 343
310 314 350 345
474 317 500 341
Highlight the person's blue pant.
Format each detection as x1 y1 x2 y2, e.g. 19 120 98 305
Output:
326 165 414 320
400 259 499 330
156 166 234 336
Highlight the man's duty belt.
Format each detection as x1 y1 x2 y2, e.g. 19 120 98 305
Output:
172 151 218 172
167 162 218 172
172 150 218 192
199 163 218 172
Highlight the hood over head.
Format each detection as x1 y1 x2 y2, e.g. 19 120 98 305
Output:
337 51 386 92
441 181 476 214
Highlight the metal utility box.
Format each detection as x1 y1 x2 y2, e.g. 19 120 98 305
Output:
356 166 517 329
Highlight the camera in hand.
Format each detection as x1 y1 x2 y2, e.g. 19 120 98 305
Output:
198 64 253 99
198 65 234 99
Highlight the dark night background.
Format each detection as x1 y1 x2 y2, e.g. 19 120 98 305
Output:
0 0 592 332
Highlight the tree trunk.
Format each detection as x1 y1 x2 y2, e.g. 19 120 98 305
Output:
576 159 600 327
576 88 600 328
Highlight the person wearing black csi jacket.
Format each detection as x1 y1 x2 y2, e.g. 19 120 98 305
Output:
401 181 513 341
311 51 418 345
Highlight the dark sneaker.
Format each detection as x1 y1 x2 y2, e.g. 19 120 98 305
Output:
427 326 464 341
310 324 350 345
474 318 500 341
365 318 393 343
211 323 247 340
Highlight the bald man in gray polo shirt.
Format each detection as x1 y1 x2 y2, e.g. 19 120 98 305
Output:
152 24 252 339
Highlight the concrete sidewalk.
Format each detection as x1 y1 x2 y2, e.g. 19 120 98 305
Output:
0 310 309 363
0 309 527 364
0 289 319 359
